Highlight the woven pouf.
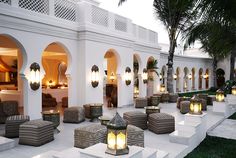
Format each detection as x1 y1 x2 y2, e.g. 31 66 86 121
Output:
63 106 85 123
148 113 175 134
180 101 191 114
123 111 147 130
127 125 144 147
200 99 207 111
83 104 91 118
5 115 30 138
19 120 54 146
161 93 170 103
149 96 160 106
177 97 191 109
207 96 216 105
169 94 179 103
135 98 147 108
74 124 106 149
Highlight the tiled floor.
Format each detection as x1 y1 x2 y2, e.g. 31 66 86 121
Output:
0 103 225 158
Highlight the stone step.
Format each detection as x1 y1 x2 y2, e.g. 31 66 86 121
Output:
176 121 201 133
142 147 157 158
169 130 197 146
156 150 169 158
32 150 57 158
0 136 15 152
53 147 81 158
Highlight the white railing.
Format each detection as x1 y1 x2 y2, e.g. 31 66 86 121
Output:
0 0 158 45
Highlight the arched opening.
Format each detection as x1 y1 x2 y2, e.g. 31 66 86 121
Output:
176 67 181 92
205 69 209 89
191 68 195 90
183 67 189 92
103 49 120 108
216 68 225 88
41 42 69 112
199 68 203 90
133 54 141 98
0 34 27 116
147 57 158 95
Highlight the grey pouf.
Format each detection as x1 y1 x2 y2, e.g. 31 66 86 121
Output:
127 125 144 147
123 111 147 130
19 120 54 146
148 113 175 134
135 98 148 108
169 94 179 103
63 106 85 123
74 124 106 149
5 115 30 138
161 93 170 103
180 101 191 114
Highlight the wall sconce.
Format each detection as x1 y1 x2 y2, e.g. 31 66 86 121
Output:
110 72 115 82
232 85 236 95
173 74 177 80
160 84 165 92
159 73 163 81
189 95 202 115
188 74 192 80
91 65 99 88
142 68 148 84
29 62 40 91
203 73 208 79
124 67 131 86
216 89 224 102
106 112 129 156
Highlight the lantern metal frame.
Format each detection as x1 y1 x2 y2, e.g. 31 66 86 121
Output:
232 85 236 95
91 65 99 88
216 89 225 102
106 112 129 156
189 95 202 115
142 68 148 84
30 62 40 91
125 67 131 86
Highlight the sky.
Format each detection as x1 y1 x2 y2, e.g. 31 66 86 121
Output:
98 0 169 44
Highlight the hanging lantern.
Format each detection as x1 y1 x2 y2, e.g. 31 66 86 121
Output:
189 95 202 115
142 68 148 84
124 67 131 86
29 62 40 91
173 74 177 80
232 86 236 95
91 65 99 88
216 89 224 102
106 112 129 156
160 84 165 92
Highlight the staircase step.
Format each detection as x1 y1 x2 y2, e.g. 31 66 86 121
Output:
156 150 169 158
142 147 157 158
0 136 15 152
53 148 81 158
169 130 197 145
176 121 201 133
32 150 57 158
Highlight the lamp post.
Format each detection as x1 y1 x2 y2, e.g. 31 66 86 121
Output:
29 62 40 91
216 89 224 102
189 95 202 115
142 68 148 84
91 65 99 88
106 112 129 156
124 67 131 86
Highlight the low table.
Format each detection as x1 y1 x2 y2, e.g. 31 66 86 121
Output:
144 106 160 116
98 116 111 126
90 104 103 122
42 110 60 132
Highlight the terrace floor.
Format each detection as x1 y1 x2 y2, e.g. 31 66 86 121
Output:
0 103 225 158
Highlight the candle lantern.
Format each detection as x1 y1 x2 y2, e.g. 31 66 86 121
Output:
106 112 129 156
160 84 165 92
189 95 202 115
29 62 40 91
232 86 236 95
216 89 224 102
124 67 131 85
91 65 99 88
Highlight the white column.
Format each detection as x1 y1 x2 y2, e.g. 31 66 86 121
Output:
138 74 146 97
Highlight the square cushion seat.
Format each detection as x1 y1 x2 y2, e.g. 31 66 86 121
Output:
74 124 106 149
127 125 144 147
135 98 148 108
19 120 54 146
5 115 30 138
169 93 179 103
123 111 147 130
63 106 85 123
180 101 191 114
148 113 175 134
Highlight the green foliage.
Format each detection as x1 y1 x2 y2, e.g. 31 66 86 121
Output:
185 136 236 158
178 89 216 97
146 59 159 77
223 80 236 94
228 112 236 120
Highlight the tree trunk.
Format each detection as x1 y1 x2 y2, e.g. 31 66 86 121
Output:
167 38 176 93
212 57 218 88
230 50 236 80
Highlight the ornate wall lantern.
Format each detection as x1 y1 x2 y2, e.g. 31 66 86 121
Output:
160 84 165 92
124 67 131 86
173 74 177 80
232 85 236 95
159 73 163 81
216 89 224 102
30 62 40 91
142 68 148 84
189 95 202 115
188 74 192 80
91 65 99 88
203 73 209 79
110 72 115 82
106 112 129 156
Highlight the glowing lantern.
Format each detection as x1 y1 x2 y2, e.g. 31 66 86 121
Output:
232 86 236 95
173 74 177 80
110 72 115 82
160 84 165 92
30 62 40 91
216 89 224 102
91 65 99 88
142 68 148 84
189 95 202 115
106 112 129 156
124 67 131 86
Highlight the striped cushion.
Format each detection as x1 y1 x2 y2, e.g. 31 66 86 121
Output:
123 111 147 130
127 125 144 147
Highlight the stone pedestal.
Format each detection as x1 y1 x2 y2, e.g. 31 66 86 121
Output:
0 136 15 152
213 101 230 117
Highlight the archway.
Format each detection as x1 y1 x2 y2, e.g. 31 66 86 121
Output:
183 67 189 92
205 69 209 89
0 34 27 114
191 68 195 90
216 68 225 88
199 68 203 90
176 67 181 92
103 49 120 108
133 54 141 98
41 42 69 112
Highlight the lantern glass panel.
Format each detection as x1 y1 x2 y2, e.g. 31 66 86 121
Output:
107 130 116 149
232 86 236 95
117 131 126 149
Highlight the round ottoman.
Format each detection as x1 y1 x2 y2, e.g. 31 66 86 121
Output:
148 113 175 134
177 97 191 109
123 111 147 130
180 101 191 114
